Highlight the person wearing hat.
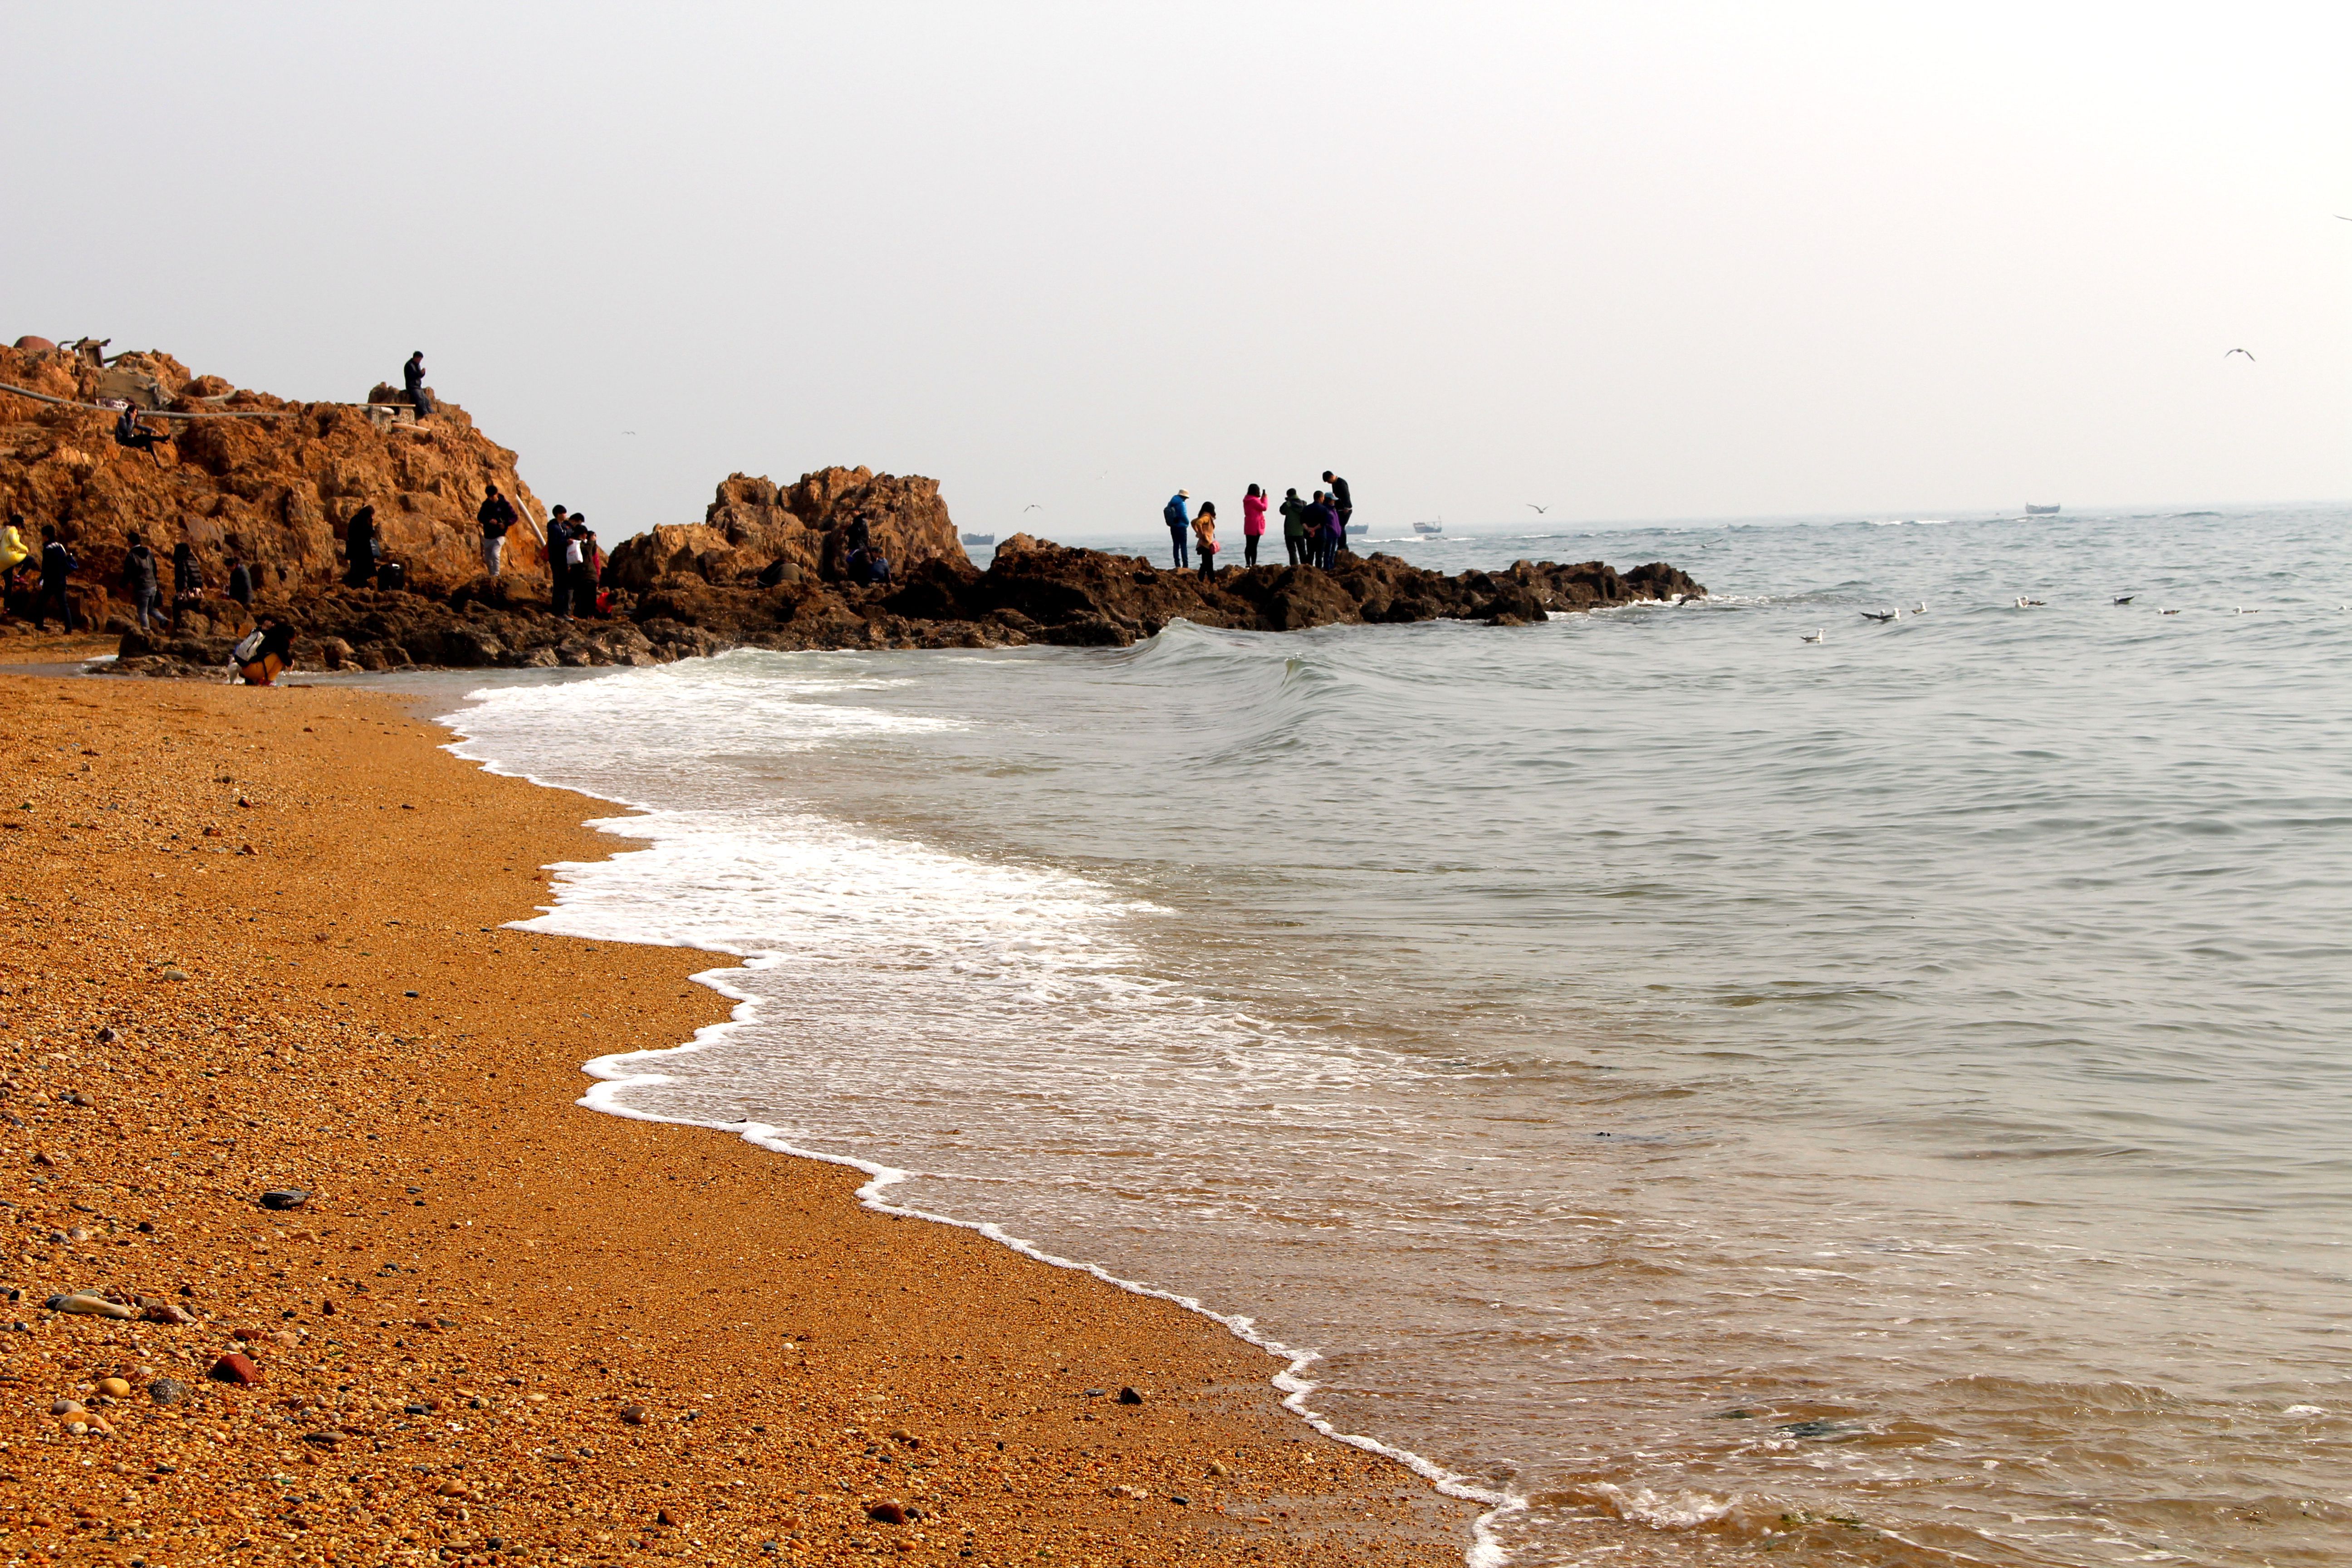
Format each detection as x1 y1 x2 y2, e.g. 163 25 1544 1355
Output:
1162 488 1191 570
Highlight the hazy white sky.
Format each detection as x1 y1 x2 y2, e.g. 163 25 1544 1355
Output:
7 2 2348 539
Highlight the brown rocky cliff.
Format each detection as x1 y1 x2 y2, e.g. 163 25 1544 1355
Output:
604 467 968 593
0 343 549 611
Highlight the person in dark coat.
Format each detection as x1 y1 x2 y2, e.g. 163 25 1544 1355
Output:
226 553 253 610
113 403 171 466
122 531 161 631
34 526 78 631
573 525 602 617
1323 470 1353 553
403 352 432 420
477 485 518 577
1279 489 1308 566
170 540 203 627
544 505 573 615
343 506 379 588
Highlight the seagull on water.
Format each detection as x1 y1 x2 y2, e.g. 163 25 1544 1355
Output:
2015 596 2046 608
1861 609 1898 623
1914 602 1929 614
1800 628 1825 643
2113 594 2136 604
2226 348 2256 362
2159 608 2181 615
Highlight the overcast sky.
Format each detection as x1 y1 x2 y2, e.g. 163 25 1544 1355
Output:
6 2 2348 539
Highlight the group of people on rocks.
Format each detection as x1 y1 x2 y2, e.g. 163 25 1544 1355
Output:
1162 471 1354 580
122 530 253 631
539 503 608 618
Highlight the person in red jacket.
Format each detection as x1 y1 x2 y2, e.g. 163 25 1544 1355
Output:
1241 484 1268 567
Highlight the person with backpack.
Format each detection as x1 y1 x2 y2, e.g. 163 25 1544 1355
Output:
1163 490 1191 570
122 531 162 631
232 620 295 686
34 525 78 631
477 485 519 576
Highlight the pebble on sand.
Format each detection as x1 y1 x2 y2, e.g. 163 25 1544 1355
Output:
95 1377 131 1398
866 1500 910 1525
208 1352 263 1386
259 1188 310 1211
149 1378 187 1406
47 1293 137 1320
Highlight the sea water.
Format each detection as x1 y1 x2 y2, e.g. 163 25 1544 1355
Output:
440 505 2352 1566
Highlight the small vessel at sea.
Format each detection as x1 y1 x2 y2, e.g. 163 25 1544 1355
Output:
1413 520 1444 535
961 533 995 546
2024 503 2060 515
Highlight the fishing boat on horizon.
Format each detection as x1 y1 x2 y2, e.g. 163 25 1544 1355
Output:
1413 519 1444 535
2024 504 2060 515
961 532 995 546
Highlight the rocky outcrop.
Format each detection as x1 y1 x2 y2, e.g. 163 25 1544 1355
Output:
603 468 966 593
100 538 1704 679
0 342 550 619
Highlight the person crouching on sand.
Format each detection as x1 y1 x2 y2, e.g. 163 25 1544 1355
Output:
1193 501 1219 583
233 621 294 686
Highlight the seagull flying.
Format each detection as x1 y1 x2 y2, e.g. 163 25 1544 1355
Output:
1526 503 1550 514
1024 503 1044 511
2226 348 2256 361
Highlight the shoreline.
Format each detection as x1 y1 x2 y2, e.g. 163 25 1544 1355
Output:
0 671 1478 1566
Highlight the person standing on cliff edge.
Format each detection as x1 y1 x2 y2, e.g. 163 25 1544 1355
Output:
1163 490 1191 570
1323 470 1353 553
404 351 432 421
477 485 518 578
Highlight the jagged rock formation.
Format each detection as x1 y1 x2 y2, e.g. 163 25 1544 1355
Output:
106 534 1704 679
0 342 550 619
603 469 968 593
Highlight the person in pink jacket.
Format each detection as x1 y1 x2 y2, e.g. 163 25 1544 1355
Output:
1241 484 1268 567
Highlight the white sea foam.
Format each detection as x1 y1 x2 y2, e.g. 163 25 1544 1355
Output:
440 659 1515 1557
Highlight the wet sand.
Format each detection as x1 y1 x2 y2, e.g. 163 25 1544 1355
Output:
0 671 1475 1566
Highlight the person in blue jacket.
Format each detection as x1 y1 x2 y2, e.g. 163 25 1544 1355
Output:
1163 490 1191 570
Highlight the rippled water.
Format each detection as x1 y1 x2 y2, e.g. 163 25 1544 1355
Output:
442 506 2352 1566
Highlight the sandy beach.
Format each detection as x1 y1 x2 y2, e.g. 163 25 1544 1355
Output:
0 671 1475 1567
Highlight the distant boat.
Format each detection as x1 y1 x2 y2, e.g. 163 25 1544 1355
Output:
961 533 995 546
2024 503 2060 515
1412 520 1444 535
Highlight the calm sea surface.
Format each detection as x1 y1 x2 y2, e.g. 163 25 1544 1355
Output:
440 506 2352 1567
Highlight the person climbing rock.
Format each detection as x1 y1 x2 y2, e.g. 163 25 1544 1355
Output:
343 505 379 588
113 402 171 466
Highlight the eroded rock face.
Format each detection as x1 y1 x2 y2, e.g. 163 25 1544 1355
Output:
0 343 550 608
603 468 967 593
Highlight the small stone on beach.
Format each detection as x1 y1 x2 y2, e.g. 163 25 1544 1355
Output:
208 1352 262 1386
259 1188 309 1211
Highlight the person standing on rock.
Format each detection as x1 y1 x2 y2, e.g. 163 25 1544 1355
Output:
403 352 432 421
573 522 603 617
226 551 253 612
122 531 162 632
1323 470 1353 554
1193 501 1220 583
34 525 78 632
477 485 518 578
544 506 573 615
1279 488 1308 567
0 512 28 597
1163 490 1191 570
170 540 203 627
1241 484 1268 568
